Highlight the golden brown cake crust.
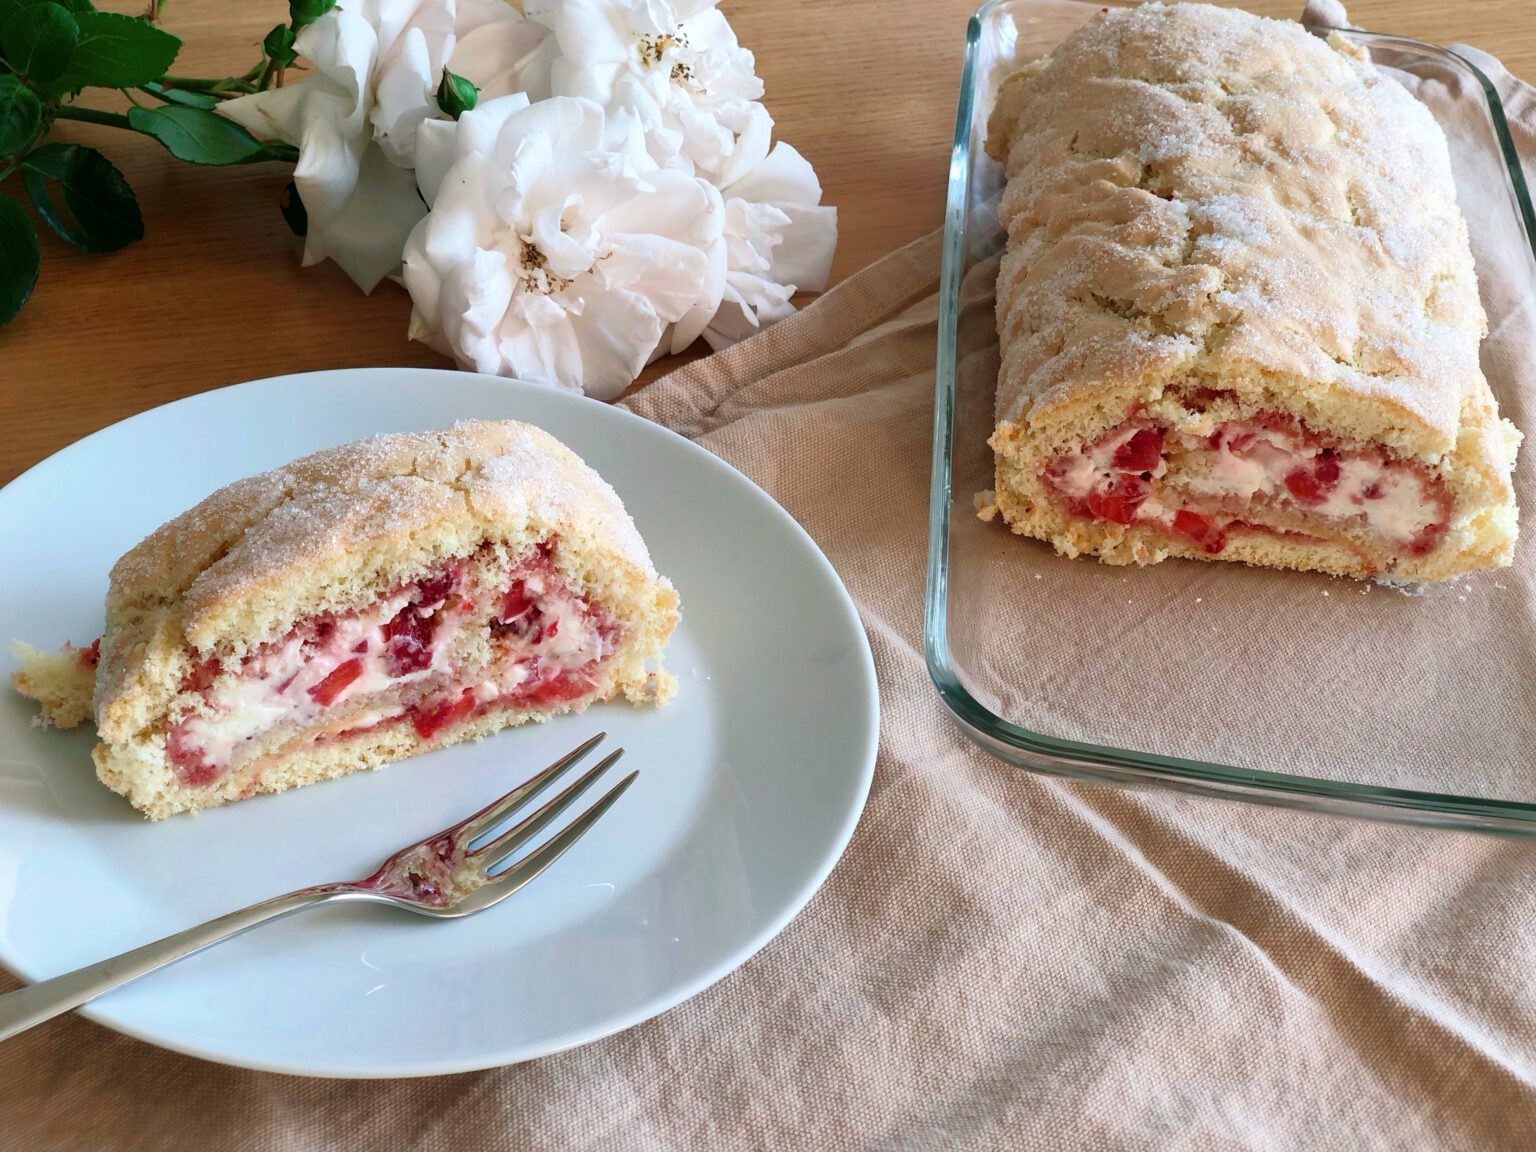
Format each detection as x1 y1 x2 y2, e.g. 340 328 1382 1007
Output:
95 420 667 742
985 2 1520 582
8 642 95 728
21 419 681 818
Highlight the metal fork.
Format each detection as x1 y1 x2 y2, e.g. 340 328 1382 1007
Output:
0 733 636 1043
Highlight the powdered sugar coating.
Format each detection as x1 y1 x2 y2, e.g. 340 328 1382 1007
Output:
987 2 1491 454
982 2 1520 583
110 421 655 618
95 420 667 739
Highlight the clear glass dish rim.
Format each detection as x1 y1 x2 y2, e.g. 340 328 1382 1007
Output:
923 0 1536 835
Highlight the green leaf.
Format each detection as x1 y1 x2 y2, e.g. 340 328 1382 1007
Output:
2 3 78 82
436 67 476 120
20 142 142 252
53 11 179 90
289 0 334 30
0 191 40 327
141 80 217 109
55 0 94 12
262 23 295 69
0 73 41 155
280 178 305 236
127 104 262 165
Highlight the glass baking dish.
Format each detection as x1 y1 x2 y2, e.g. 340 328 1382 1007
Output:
926 0 1536 833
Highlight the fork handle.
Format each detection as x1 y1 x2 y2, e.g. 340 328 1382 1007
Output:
0 886 359 1043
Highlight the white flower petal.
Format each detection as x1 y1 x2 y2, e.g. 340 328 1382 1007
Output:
219 75 341 145
722 139 820 204
668 225 726 351
500 293 584 391
769 203 837 291
371 25 438 166
496 95 606 161
671 0 722 21
570 288 663 399
601 232 711 324
600 167 717 245
708 99 771 186
525 0 634 67
403 95 713 394
441 248 514 374
293 115 366 224
413 117 457 205
310 142 429 291
421 156 501 272
450 18 551 101
459 91 535 163
701 296 765 351
402 213 443 326
307 8 380 126
227 0 552 293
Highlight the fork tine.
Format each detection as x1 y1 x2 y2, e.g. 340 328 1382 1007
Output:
474 748 626 871
453 732 607 845
480 771 639 896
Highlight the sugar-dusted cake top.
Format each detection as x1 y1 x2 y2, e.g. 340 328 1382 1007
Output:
987 2 1487 455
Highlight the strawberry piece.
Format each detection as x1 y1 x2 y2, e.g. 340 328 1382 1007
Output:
501 579 535 623
519 670 594 708
165 722 221 788
1284 454 1340 505
415 568 459 608
181 657 222 693
309 658 363 706
1313 452 1341 486
383 605 435 675
1085 475 1149 525
1172 509 1228 554
1362 482 1384 500
1225 430 1258 454
1112 428 1163 473
1283 470 1324 503
77 638 101 670
411 690 477 740
1405 478 1454 557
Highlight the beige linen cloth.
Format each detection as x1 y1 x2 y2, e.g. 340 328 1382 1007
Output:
7 24 1536 1152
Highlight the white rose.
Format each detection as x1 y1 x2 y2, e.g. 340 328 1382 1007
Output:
702 140 837 350
524 0 771 187
220 0 548 293
402 94 723 398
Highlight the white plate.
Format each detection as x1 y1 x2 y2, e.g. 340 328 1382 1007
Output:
0 368 877 1077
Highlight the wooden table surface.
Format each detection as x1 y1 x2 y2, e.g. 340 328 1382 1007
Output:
3 0 1532 485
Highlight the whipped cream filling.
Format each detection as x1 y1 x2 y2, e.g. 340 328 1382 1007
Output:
171 559 613 781
1176 426 1441 543
470 570 606 702
1046 418 1447 549
177 588 464 771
